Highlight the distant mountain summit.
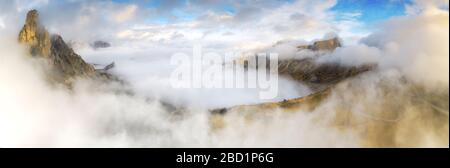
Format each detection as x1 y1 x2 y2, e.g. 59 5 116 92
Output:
18 10 114 84
278 37 373 89
244 37 373 90
297 37 341 51
91 40 111 49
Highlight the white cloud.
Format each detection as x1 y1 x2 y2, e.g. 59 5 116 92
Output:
0 0 447 147
359 4 449 87
405 0 449 15
0 0 369 51
109 0 368 52
114 5 138 23
0 17 5 29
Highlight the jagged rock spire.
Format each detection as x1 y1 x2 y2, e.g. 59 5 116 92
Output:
18 9 97 83
18 9 51 57
18 10 39 44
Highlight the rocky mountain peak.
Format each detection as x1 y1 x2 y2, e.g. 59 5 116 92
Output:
24 9 39 26
297 37 341 51
279 38 372 90
18 10 101 83
18 9 51 57
311 37 341 51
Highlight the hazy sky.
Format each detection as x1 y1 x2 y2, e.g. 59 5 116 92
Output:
0 0 448 147
109 0 412 24
2 0 440 50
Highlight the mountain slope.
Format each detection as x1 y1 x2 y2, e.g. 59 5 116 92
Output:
18 10 114 84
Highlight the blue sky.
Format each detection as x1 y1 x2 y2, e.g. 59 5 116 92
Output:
1 0 424 48
99 0 420 46
112 0 412 24
331 0 413 24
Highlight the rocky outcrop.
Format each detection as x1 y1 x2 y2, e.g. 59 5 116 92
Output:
279 37 372 89
297 37 341 51
18 10 110 83
278 58 375 89
50 35 96 78
244 37 373 90
91 40 111 49
18 10 51 58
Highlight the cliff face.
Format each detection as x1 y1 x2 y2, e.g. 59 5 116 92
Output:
297 37 341 51
18 10 98 83
277 37 375 89
50 35 96 77
278 58 374 88
240 37 372 91
18 10 51 58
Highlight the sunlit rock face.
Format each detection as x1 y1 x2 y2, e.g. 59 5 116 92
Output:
18 10 101 83
18 9 51 58
310 37 341 51
297 37 341 51
241 37 373 91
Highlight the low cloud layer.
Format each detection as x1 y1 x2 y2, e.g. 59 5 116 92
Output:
0 0 448 147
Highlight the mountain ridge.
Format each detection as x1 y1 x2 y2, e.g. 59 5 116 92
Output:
18 9 115 84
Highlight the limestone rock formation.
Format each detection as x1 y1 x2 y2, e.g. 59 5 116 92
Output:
244 37 373 90
18 10 51 58
50 35 96 78
277 58 374 89
278 37 373 89
18 10 105 83
297 37 341 51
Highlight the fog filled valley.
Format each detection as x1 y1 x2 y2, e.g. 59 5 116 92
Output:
0 0 448 147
